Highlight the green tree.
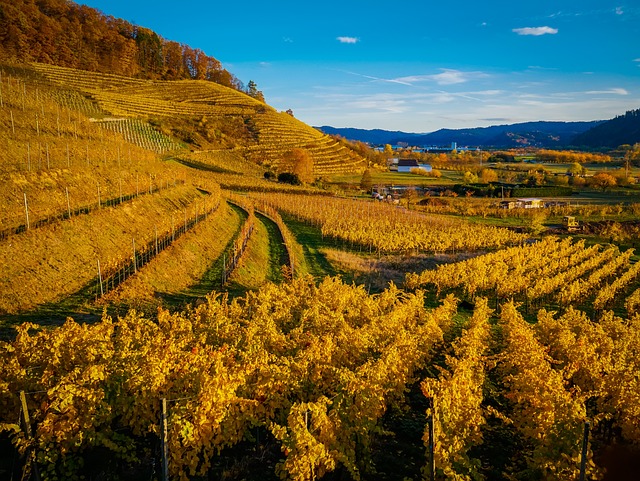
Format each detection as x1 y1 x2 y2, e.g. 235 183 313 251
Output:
567 162 586 176
277 172 301 185
246 80 265 102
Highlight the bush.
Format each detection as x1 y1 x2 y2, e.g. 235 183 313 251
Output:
277 172 301 185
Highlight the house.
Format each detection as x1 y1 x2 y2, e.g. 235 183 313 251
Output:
499 200 520 210
397 159 419 173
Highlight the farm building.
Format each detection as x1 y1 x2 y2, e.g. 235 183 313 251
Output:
500 198 544 209
397 159 419 173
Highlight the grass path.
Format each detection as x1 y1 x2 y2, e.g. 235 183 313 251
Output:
225 212 288 298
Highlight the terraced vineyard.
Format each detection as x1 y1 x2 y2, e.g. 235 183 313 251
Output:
95 117 184 153
0 184 217 314
31 63 366 175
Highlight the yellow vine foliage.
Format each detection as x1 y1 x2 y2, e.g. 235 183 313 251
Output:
498 302 600 480
421 297 492 480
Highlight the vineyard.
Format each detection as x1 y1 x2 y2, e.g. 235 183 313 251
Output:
406 236 640 315
3 276 640 480
247 192 527 254
0 184 220 315
3 59 640 481
95 118 184 154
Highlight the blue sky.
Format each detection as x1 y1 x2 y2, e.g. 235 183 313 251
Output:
80 0 640 132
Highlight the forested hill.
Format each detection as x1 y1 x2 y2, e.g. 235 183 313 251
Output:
572 109 640 148
0 0 244 91
320 121 602 148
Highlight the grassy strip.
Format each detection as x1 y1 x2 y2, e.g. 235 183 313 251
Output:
104 201 244 312
225 213 286 297
280 214 338 279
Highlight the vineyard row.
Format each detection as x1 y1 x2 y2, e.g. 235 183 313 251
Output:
0 179 186 242
96 193 221 298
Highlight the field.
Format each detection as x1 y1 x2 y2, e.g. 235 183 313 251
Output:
1 63 640 481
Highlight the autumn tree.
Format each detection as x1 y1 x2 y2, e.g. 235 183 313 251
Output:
403 186 418 209
283 148 314 184
480 168 498 183
0 0 244 90
463 171 478 184
591 172 617 191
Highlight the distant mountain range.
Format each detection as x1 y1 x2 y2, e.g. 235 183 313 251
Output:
319 120 606 148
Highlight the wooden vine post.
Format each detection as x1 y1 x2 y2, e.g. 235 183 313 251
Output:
19 391 41 481
23 193 30 230
160 398 169 481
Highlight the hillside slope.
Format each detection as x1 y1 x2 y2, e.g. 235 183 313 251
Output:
30 63 365 175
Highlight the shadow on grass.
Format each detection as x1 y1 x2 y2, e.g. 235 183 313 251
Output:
222 212 290 299
0 281 104 340
281 214 339 279
259 212 289 283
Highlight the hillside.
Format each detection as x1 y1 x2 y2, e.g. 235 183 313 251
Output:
320 120 602 148
19 62 365 175
572 108 640 148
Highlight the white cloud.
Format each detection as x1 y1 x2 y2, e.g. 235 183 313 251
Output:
337 36 359 44
282 37 293 43
395 69 489 86
512 26 558 36
584 88 628 95
430 70 469 85
634 58 640 62
616 6 624 15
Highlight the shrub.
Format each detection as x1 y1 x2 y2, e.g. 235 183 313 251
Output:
277 172 301 185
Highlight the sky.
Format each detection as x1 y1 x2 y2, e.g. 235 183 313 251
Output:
80 0 640 133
